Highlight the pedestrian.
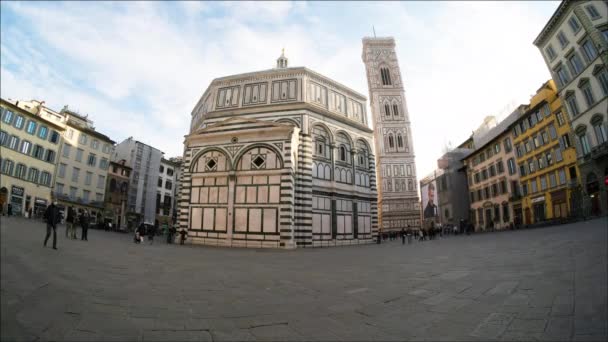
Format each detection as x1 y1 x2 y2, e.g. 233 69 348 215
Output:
179 229 187 245
28 207 33 219
407 227 412 244
169 226 177 244
148 222 156 244
66 207 76 239
80 210 90 241
401 228 406 245
43 201 61 250
7 203 12 216
135 223 145 243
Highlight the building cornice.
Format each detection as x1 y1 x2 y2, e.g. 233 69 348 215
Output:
533 0 573 47
0 98 66 130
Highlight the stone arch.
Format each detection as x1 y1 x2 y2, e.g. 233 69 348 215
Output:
234 143 284 171
310 122 334 143
275 118 300 128
190 148 232 173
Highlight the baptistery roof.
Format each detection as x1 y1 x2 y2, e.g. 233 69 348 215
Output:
190 58 370 134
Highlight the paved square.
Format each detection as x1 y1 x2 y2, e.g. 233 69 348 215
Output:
1 217 606 341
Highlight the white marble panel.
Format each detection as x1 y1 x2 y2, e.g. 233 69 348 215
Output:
208 187 218 204
218 187 227 204
200 187 209 204
246 187 257 203
235 186 246 203
203 208 214 230
237 176 251 185
249 209 262 232
190 187 200 203
257 186 268 203
344 215 352 234
322 214 331 234
216 177 227 185
269 186 280 203
337 215 345 234
204 177 214 186
269 175 281 184
253 176 267 184
215 208 227 231
263 209 276 233
191 207 202 229
266 155 276 169
235 208 247 232
192 178 203 186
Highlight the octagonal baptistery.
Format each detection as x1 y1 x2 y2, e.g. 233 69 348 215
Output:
179 53 379 249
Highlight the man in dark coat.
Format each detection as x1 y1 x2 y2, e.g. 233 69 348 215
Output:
80 210 90 241
44 201 61 250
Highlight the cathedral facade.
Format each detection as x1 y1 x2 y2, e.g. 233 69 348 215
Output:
179 52 379 248
362 37 421 232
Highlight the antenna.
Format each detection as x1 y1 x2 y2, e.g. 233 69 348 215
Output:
373 25 376 38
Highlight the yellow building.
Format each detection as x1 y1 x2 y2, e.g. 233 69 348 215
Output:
511 80 580 224
0 99 65 217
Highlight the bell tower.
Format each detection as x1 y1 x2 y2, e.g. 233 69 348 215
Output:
362 37 421 232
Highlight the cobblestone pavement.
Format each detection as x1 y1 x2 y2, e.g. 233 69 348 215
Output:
1 216 606 341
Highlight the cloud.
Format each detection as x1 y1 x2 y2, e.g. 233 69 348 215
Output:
1 0 559 181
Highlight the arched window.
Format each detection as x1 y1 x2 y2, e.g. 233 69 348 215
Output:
397 134 404 148
27 168 39 183
388 134 395 149
381 67 392 86
356 140 369 169
336 132 352 164
393 104 399 116
339 146 347 161
385 104 391 117
313 125 331 159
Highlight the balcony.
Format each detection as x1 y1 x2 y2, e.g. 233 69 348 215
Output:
591 142 608 161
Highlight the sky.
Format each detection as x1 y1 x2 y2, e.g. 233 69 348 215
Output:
0 1 560 181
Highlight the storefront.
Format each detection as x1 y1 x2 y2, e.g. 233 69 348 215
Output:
531 196 546 223
34 198 48 219
10 186 24 216
550 189 568 219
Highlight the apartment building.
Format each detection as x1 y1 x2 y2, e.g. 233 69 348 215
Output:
463 107 525 231
54 108 114 220
113 137 163 226
104 160 132 230
512 80 581 224
156 157 179 226
534 0 608 216
0 99 64 217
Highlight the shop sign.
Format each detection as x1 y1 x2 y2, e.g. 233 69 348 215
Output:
11 186 24 197
531 196 545 203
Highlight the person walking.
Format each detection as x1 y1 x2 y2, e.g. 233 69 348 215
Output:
80 210 90 241
401 228 406 245
43 201 61 250
179 229 187 245
7 203 12 216
66 207 76 239
406 226 412 244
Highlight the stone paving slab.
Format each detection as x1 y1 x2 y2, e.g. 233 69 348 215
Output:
1 216 607 341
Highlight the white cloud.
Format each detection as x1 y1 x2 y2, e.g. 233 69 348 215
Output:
1 0 559 180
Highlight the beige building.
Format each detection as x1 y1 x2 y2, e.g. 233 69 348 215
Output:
534 0 608 216
464 107 525 231
0 99 64 217
362 37 421 233
14 100 115 221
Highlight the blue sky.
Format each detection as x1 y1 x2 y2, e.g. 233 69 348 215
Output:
1 1 560 180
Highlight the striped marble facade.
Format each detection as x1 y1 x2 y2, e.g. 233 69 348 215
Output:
180 64 378 249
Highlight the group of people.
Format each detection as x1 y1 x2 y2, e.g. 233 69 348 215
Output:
134 220 187 245
43 203 91 250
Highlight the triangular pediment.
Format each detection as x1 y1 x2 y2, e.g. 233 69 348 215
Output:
191 117 295 136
